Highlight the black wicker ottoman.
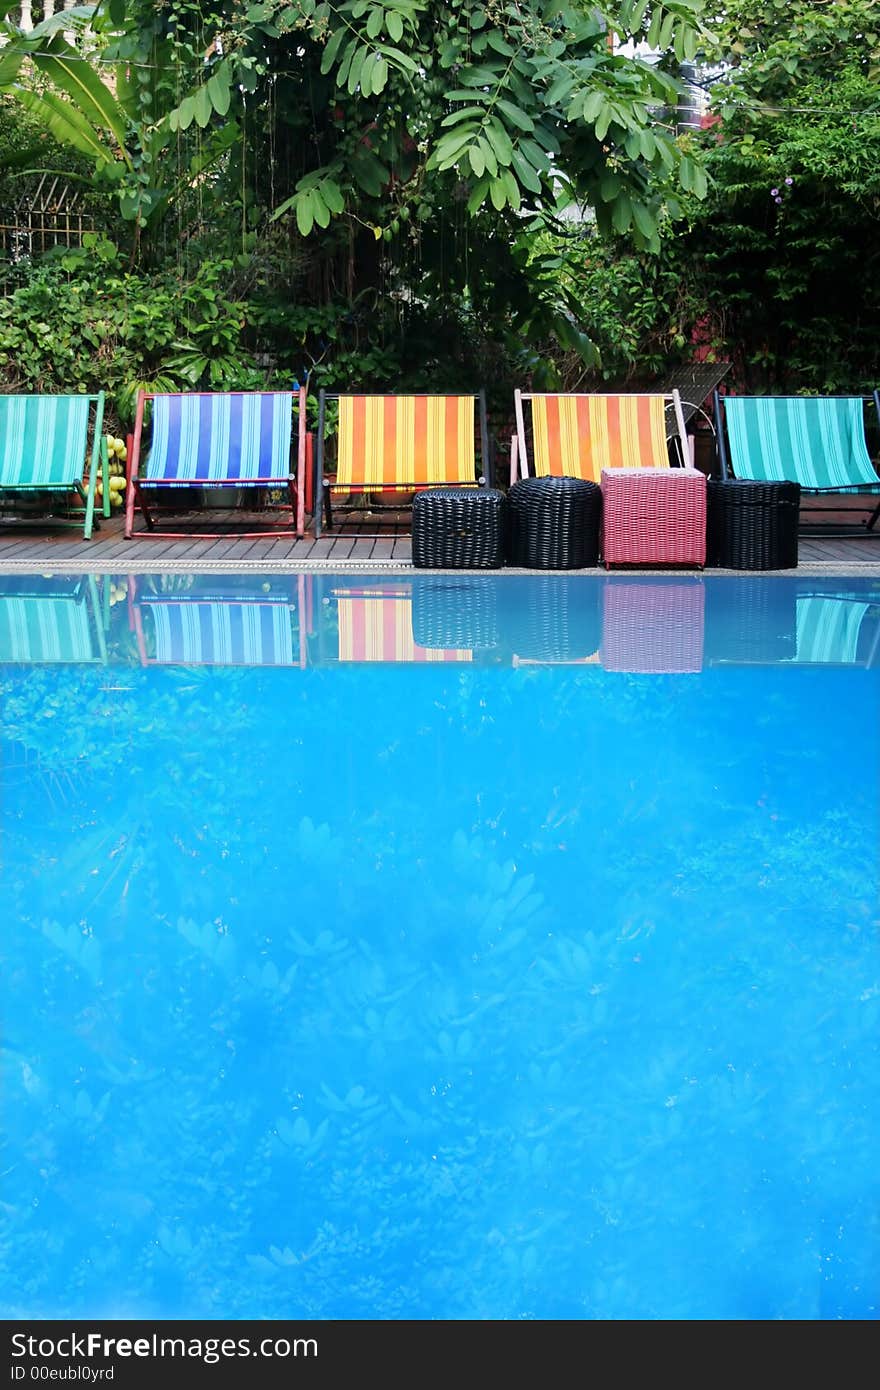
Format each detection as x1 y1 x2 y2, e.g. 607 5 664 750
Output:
411 487 506 569
507 476 602 570
706 479 800 570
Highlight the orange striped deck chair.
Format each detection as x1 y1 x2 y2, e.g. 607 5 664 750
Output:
314 391 489 538
512 390 691 484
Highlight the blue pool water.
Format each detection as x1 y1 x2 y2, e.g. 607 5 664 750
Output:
1 572 878 1321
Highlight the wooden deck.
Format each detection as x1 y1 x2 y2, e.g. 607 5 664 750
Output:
0 500 878 573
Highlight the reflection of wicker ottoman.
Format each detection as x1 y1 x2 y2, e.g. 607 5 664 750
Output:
507 476 602 569
601 580 705 672
412 487 506 569
704 577 798 663
601 467 706 568
411 576 500 650
706 479 800 570
502 575 602 662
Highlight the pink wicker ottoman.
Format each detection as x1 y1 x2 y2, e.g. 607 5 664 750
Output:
600 467 706 568
601 580 705 673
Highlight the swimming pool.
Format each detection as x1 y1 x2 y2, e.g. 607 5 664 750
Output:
1 572 878 1320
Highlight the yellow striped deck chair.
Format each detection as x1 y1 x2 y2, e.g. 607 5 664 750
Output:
314 391 489 538
335 586 472 663
512 390 690 483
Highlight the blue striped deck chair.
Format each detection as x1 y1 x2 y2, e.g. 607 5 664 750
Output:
130 578 307 668
795 595 878 666
0 393 109 539
0 576 107 664
714 391 880 535
125 387 306 539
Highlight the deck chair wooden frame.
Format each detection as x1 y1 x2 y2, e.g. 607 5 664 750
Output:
511 389 691 484
313 390 490 540
0 392 110 539
713 390 880 537
124 387 306 539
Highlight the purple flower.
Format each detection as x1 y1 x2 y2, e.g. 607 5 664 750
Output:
770 187 779 197
784 177 794 185
774 196 783 204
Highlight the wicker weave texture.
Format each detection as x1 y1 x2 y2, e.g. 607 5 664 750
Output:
411 577 500 649
502 575 602 661
411 487 506 569
601 467 707 567
706 479 800 570
704 577 798 662
601 580 705 672
506 476 602 569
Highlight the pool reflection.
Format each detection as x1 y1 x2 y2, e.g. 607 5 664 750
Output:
0 573 877 673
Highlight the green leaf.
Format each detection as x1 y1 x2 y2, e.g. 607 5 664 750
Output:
15 88 113 166
500 167 520 210
207 65 232 117
489 177 507 211
387 11 404 42
320 27 347 73
468 144 485 177
321 178 345 214
296 193 315 237
347 45 366 95
372 56 388 93
631 201 656 238
311 190 331 228
367 7 383 38
496 99 534 133
32 38 131 163
193 85 213 129
466 176 489 214
476 136 497 177
511 148 541 194
612 194 632 233
486 117 513 166
520 138 550 170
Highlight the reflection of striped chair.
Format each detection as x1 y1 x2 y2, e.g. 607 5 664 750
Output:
0 393 109 539
335 587 472 663
131 580 307 668
601 580 704 673
125 388 304 538
315 392 489 538
512 391 689 483
795 596 875 665
0 578 107 663
714 393 880 534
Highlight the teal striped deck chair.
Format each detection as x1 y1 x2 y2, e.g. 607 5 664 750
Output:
125 388 306 539
0 577 107 664
0 393 109 539
714 391 880 534
130 578 306 668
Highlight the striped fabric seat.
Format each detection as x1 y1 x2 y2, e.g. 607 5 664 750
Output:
527 394 671 482
721 396 880 491
0 395 91 488
143 600 298 666
335 395 477 493
337 589 472 663
795 596 872 664
142 392 294 485
0 594 98 663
